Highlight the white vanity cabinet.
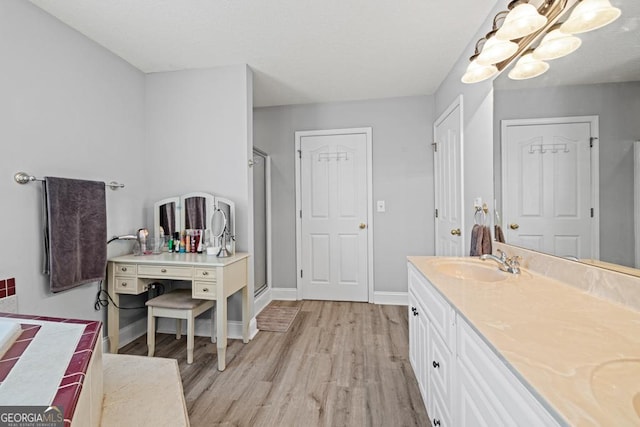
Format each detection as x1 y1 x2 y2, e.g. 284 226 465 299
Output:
408 262 561 427
408 264 454 427
456 318 559 426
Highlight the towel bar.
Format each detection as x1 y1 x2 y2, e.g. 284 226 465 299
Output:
14 171 124 190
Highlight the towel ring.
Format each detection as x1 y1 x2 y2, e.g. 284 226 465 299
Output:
474 203 489 226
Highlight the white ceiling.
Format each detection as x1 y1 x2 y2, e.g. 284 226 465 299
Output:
28 0 498 107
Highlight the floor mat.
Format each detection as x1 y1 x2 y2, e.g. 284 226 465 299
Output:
256 304 301 332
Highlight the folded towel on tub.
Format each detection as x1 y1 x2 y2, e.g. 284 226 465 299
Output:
43 177 107 293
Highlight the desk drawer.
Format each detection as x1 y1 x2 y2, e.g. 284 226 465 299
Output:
137 265 192 279
115 278 147 295
193 281 217 299
114 263 136 276
195 268 216 280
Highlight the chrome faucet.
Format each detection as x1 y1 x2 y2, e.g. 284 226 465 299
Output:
480 249 521 274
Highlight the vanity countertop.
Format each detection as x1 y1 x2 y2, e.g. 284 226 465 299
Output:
109 251 249 266
408 256 640 426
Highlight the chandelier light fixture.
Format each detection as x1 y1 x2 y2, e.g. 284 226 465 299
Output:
461 0 622 84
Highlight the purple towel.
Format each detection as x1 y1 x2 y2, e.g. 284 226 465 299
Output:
43 177 107 293
470 224 482 256
482 226 492 255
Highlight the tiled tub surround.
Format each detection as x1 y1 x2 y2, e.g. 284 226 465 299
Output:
0 278 17 314
0 313 102 427
408 256 640 426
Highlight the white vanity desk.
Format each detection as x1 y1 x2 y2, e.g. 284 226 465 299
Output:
106 252 250 371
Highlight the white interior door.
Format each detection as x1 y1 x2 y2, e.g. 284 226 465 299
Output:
296 129 371 302
502 117 598 258
434 96 464 256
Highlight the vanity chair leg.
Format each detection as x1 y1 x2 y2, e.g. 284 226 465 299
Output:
176 319 182 339
186 313 195 364
147 310 156 357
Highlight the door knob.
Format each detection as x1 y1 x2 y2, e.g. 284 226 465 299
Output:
450 228 461 236
509 223 520 230
359 223 367 229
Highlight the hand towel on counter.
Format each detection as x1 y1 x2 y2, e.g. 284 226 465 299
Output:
43 177 107 293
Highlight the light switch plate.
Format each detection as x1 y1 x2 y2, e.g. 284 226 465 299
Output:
377 200 386 212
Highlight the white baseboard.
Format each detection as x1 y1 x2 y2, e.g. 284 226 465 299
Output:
112 316 258 351
254 287 272 315
373 291 408 306
117 317 148 349
271 287 298 300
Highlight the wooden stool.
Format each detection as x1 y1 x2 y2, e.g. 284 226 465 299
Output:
146 289 215 364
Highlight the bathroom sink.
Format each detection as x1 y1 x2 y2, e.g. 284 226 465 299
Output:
0 320 21 358
590 359 640 422
434 260 510 283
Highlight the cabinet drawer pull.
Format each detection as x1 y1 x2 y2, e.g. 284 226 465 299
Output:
161 268 167 273
202 288 209 292
433 419 441 426
432 360 440 369
202 271 209 276
121 282 128 287
121 267 127 272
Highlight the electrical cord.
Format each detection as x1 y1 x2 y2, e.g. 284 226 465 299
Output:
94 280 166 311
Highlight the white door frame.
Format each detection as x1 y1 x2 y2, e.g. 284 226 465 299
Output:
501 116 600 259
294 127 374 303
634 141 640 268
433 95 465 255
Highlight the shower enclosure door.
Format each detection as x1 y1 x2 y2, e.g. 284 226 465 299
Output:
253 149 269 296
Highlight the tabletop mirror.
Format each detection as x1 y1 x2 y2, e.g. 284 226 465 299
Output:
153 192 236 255
211 197 236 256
153 197 180 242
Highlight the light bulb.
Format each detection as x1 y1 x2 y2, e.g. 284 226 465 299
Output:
508 52 549 80
533 27 582 60
476 35 519 65
496 3 548 40
461 59 498 84
561 0 621 34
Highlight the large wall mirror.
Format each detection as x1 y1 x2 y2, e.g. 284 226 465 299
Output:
493 0 640 275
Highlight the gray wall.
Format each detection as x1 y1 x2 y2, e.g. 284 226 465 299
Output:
144 65 254 320
3 1 253 329
1 0 146 321
494 81 640 267
254 96 435 294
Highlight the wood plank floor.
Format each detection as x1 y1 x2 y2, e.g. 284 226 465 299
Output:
119 300 430 427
